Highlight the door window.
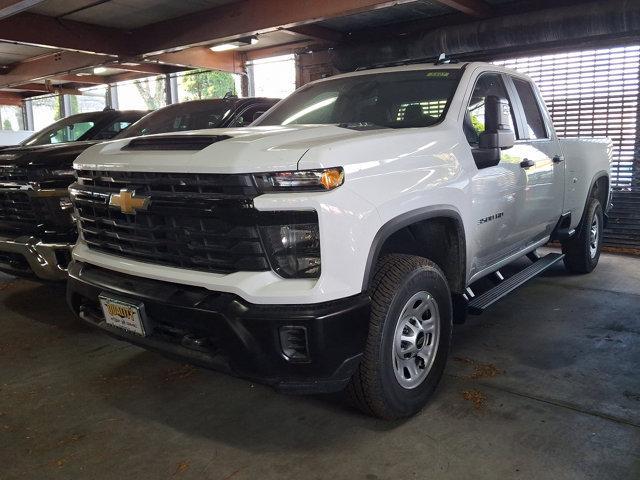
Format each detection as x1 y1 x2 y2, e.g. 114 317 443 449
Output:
49 121 95 144
465 73 517 145
512 78 548 139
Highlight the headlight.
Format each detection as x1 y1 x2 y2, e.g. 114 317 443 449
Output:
260 222 320 278
253 167 344 192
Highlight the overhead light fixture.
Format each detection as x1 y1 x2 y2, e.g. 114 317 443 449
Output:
93 66 108 74
210 36 258 52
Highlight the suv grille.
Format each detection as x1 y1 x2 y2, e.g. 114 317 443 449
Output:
72 170 272 274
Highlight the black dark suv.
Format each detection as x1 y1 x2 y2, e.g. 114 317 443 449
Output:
0 97 278 280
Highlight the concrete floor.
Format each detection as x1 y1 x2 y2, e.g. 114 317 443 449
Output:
1 252 639 480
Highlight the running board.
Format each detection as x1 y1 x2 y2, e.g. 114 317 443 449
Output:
467 253 564 315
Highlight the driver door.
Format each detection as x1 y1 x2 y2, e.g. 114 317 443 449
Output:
464 72 527 277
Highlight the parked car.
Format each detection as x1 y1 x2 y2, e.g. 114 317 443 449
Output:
117 96 279 138
0 109 146 280
66 62 611 419
0 98 279 281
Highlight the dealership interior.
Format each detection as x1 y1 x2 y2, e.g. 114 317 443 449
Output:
0 1 639 479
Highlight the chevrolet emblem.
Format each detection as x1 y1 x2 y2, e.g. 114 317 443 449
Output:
109 189 151 214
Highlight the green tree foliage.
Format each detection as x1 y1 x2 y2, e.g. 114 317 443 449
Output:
181 70 236 100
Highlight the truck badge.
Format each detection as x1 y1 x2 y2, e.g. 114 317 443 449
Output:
109 189 151 214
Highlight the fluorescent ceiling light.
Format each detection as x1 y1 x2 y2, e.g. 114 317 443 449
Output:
210 36 258 52
210 43 240 52
93 67 108 74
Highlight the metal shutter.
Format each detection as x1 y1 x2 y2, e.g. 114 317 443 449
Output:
494 46 640 251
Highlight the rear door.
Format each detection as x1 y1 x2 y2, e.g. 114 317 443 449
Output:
505 75 565 240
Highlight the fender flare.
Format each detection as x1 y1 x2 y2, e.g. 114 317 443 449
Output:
361 205 466 291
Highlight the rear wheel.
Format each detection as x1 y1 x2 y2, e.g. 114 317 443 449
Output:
347 254 452 419
562 196 603 273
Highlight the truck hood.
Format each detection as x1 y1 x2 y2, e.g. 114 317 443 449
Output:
73 125 388 173
0 141 98 169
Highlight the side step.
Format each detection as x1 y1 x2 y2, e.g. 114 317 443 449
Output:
467 253 564 315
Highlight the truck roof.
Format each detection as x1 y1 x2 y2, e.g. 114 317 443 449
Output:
315 61 530 84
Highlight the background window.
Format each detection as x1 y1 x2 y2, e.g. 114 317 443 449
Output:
68 86 107 114
465 73 516 144
513 78 547 139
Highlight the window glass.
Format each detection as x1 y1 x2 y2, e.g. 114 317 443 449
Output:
176 69 240 101
92 120 133 140
465 73 517 144
30 96 62 131
117 101 233 138
49 121 95 144
69 86 107 114
116 76 166 110
232 104 270 127
248 54 295 99
512 78 547 139
257 69 461 128
0 106 25 131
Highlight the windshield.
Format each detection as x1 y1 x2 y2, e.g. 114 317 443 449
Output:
118 101 233 138
255 69 462 128
21 112 138 146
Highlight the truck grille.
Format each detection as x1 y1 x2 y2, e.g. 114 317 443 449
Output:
0 190 37 228
71 170 273 274
0 166 29 183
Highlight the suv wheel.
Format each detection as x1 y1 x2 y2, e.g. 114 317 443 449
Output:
562 197 603 274
347 254 452 419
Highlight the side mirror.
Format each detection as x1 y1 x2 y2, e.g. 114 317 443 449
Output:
252 111 266 122
473 95 516 169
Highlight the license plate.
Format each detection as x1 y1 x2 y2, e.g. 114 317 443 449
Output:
99 294 148 336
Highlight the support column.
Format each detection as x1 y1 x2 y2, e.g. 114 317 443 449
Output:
24 100 34 131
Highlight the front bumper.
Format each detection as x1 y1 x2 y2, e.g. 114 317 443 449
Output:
67 261 371 394
0 234 72 280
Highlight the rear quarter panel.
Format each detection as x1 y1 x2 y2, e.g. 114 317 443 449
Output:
559 137 612 229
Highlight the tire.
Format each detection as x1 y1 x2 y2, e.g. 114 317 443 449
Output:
562 196 603 274
347 254 453 419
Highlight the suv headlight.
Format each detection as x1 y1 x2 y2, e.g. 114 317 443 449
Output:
260 222 320 278
253 167 344 192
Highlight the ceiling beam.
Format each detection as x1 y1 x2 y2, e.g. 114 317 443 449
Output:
52 74 107 85
0 12 133 56
283 25 344 43
431 0 491 17
0 92 24 105
149 48 245 74
105 62 186 75
134 0 418 55
0 0 46 20
244 41 315 61
0 51 110 88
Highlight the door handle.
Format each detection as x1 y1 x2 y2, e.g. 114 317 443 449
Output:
520 159 535 169
553 155 564 164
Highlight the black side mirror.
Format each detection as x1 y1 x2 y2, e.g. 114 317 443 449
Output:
473 95 516 169
252 111 266 122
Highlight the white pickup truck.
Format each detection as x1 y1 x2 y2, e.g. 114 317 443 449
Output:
67 62 611 419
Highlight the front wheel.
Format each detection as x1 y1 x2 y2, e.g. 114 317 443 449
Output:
347 254 452 419
562 196 603 273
